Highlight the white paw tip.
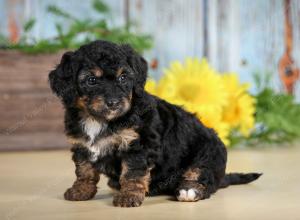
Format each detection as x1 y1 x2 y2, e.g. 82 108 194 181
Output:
187 189 196 199
177 189 197 202
178 189 187 199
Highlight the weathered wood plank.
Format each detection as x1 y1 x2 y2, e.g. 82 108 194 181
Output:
0 132 68 151
0 50 65 150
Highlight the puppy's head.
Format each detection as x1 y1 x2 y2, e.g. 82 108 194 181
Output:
49 40 148 121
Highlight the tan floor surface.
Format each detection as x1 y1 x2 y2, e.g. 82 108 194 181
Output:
0 146 299 220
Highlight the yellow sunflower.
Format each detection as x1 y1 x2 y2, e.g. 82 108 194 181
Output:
144 78 157 95
191 104 231 146
145 58 256 146
146 58 229 144
157 58 227 110
222 74 256 136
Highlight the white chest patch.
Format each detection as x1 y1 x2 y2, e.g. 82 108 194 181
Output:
79 117 139 162
81 117 107 161
82 117 106 145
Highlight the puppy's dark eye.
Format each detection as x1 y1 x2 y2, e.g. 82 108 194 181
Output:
87 76 97 86
118 74 127 83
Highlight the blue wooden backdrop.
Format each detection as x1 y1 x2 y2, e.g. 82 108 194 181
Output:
1 0 300 98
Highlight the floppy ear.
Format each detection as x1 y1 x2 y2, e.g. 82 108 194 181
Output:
121 45 148 95
48 51 79 105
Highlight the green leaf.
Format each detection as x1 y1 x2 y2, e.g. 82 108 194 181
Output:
55 23 63 35
3 1 153 54
23 18 36 32
47 5 76 20
230 77 300 147
92 0 110 13
94 19 108 29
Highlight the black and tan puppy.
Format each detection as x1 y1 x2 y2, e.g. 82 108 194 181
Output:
49 40 261 207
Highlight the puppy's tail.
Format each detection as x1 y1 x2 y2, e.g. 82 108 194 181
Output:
219 172 262 188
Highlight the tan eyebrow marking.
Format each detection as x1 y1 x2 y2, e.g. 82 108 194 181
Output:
91 68 103 77
116 67 123 77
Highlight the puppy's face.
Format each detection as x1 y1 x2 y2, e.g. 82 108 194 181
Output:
76 66 133 120
49 40 148 121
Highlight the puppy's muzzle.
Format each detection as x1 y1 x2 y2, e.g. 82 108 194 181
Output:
106 98 121 109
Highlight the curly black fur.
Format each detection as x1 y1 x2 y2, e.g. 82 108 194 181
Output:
49 40 261 207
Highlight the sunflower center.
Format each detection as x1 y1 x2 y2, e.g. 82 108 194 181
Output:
178 83 200 102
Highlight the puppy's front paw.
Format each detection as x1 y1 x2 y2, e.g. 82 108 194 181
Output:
113 192 144 207
64 185 97 201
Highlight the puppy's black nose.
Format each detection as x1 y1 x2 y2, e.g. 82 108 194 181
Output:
106 99 120 108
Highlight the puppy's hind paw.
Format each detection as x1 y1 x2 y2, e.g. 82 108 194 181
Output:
176 188 202 202
176 182 206 202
